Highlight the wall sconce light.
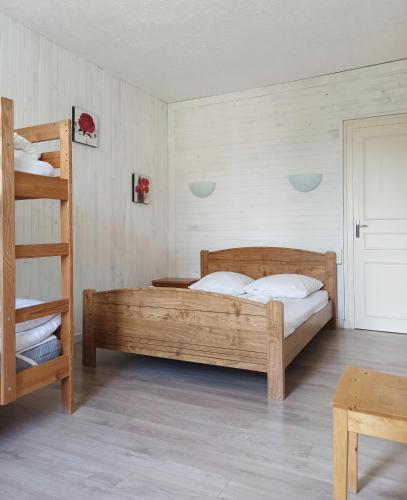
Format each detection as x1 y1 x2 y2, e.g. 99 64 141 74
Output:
289 173 323 192
189 181 216 198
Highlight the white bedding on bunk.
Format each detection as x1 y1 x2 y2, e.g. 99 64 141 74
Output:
0 299 63 353
14 151 57 177
0 314 61 354
14 132 57 177
16 298 57 333
238 290 329 337
16 314 61 353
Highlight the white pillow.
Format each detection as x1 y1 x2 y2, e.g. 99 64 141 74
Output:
14 133 40 159
189 271 254 296
244 274 323 299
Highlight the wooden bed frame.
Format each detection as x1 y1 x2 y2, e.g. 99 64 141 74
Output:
0 97 73 412
82 247 336 400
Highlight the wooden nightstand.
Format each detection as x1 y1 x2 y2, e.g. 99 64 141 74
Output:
151 277 198 289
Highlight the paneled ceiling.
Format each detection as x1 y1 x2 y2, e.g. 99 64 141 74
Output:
0 0 406 102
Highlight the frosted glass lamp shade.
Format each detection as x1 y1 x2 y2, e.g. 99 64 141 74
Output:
289 173 323 192
189 181 216 198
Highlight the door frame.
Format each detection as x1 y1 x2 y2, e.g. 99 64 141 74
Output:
343 113 407 329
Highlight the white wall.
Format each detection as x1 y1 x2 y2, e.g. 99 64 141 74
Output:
0 12 169 333
169 60 407 324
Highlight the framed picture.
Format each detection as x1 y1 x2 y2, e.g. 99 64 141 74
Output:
132 174 151 204
72 106 99 147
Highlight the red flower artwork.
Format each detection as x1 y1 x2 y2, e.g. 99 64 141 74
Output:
78 112 96 137
134 176 150 203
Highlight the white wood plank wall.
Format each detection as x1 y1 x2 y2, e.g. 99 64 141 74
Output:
169 60 407 324
0 12 169 333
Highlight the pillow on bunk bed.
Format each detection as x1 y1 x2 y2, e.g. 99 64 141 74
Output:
14 133 41 159
16 298 58 333
244 274 323 299
189 271 254 296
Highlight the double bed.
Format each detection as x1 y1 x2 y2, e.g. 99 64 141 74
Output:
82 247 336 399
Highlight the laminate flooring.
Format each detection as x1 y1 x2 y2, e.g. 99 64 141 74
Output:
0 328 406 499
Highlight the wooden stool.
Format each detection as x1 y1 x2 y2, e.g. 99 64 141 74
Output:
332 366 407 500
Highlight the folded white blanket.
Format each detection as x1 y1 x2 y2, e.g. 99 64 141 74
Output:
16 316 61 352
16 298 57 333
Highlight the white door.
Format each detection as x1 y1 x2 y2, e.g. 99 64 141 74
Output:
347 114 407 333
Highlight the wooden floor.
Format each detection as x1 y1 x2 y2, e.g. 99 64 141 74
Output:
0 328 406 499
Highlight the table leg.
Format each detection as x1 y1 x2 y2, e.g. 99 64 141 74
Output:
333 407 348 500
348 431 358 493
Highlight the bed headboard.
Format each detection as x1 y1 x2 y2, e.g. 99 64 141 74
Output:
201 247 337 321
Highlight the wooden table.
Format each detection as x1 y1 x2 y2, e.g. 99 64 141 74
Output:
332 366 407 499
151 277 198 289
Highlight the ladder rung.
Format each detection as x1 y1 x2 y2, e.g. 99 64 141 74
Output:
16 243 69 259
16 299 69 324
15 172 68 200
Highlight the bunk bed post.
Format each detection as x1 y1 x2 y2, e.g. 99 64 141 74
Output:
266 300 285 400
59 119 73 413
200 250 209 277
0 97 16 405
82 289 96 367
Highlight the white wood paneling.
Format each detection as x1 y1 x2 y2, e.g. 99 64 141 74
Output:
169 60 407 324
0 12 169 333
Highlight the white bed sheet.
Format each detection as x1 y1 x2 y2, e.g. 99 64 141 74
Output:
239 290 329 337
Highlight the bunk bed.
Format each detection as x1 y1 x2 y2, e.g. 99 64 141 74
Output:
0 97 73 413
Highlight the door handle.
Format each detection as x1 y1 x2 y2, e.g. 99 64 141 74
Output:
355 219 368 238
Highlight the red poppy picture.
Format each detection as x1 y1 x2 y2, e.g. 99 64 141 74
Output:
72 106 99 147
132 173 151 204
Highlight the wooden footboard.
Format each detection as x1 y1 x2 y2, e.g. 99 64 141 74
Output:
83 287 290 398
82 287 334 400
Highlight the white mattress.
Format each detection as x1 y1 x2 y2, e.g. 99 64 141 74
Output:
240 290 329 337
